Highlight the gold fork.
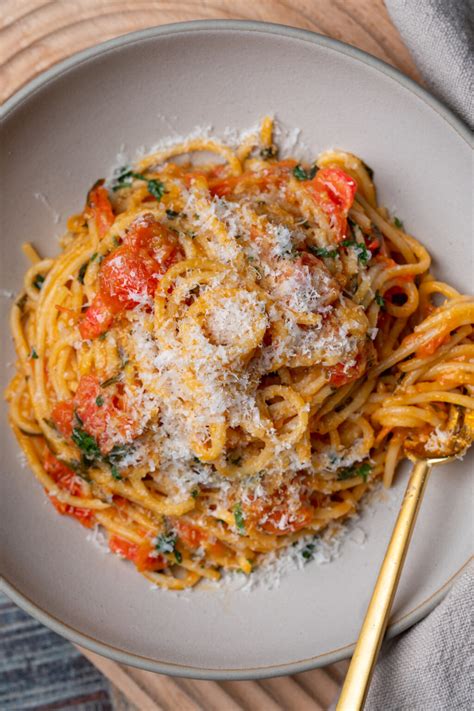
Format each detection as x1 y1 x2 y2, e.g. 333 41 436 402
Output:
337 407 474 711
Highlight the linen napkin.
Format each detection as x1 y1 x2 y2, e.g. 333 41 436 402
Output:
385 0 474 128
364 561 473 710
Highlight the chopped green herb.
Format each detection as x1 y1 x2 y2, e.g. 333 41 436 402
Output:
105 444 133 465
174 549 183 564
302 543 315 560
111 166 134 191
95 395 104 407
110 465 122 480
308 245 339 259
100 374 121 388
78 261 89 284
98 331 108 341
191 488 200 499
341 239 371 266
71 426 101 463
260 145 278 159
33 274 45 290
394 216 404 229
233 502 246 535
155 531 177 554
375 291 386 308
338 462 372 482
90 252 98 262
166 209 180 219
293 164 318 181
361 161 374 180
147 179 165 201
30 348 39 360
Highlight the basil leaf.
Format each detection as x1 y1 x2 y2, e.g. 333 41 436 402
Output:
233 502 246 535
293 164 318 181
33 274 45 290
337 462 371 482
308 245 338 259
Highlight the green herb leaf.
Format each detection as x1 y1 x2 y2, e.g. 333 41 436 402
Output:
30 347 39 360
33 274 45 290
191 488 200 499
293 164 318 181
375 291 386 309
301 542 315 560
394 216 404 229
260 145 278 159
233 502 246 535
155 531 177 554
78 261 89 284
341 239 371 266
98 331 108 341
110 465 122 480
308 245 339 259
100 374 121 388
147 179 165 201
95 395 104 407
112 167 134 191
72 426 101 462
90 252 98 262
174 549 183 564
338 462 372 482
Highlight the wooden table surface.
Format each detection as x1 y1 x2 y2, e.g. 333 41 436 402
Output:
0 2 419 709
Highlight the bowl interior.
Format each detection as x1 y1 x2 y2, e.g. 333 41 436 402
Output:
1 23 472 677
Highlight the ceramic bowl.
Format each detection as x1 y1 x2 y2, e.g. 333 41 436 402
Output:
0 21 471 679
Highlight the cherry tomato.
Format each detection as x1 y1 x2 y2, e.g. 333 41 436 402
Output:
86 181 115 238
44 451 94 528
79 292 114 340
51 401 74 437
109 536 166 572
79 215 182 340
246 484 313 536
174 520 206 549
327 354 364 387
305 167 357 242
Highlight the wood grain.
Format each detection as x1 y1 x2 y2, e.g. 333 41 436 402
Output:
0 0 420 104
0 2 417 708
80 646 349 710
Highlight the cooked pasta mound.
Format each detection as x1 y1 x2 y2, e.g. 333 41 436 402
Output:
7 117 474 589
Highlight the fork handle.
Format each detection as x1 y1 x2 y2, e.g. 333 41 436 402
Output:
337 459 431 711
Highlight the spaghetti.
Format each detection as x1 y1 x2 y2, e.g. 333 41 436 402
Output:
6 118 474 589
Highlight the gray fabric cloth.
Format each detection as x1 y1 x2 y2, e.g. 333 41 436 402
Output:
365 562 473 710
385 0 474 128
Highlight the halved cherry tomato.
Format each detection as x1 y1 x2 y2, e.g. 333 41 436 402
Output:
134 539 167 572
305 168 357 242
73 374 135 451
79 215 182 339
44 451 94 528
85 180 115 238
109 535 166 572
51 401 74 437
79 292 114 340
174 519 206 549
328 358 362 388
245 483 313 536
